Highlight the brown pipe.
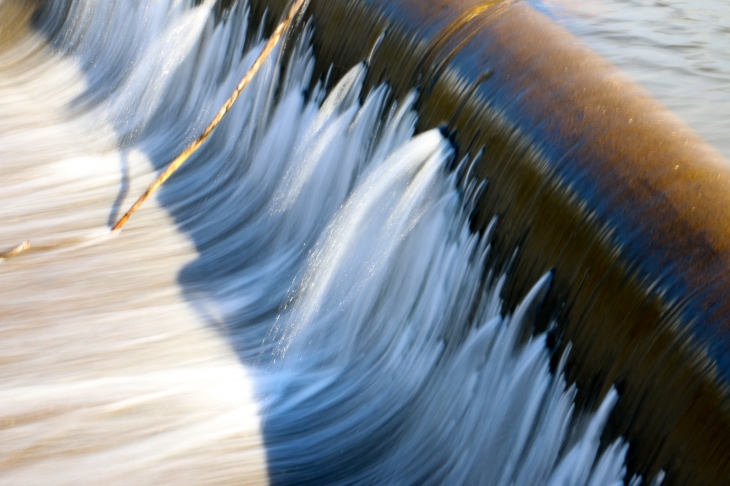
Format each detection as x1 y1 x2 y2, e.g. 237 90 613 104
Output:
247 0 730 483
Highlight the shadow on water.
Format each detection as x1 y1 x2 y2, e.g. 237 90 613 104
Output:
29 2 381 481
107 151 130 227
28 2 672 485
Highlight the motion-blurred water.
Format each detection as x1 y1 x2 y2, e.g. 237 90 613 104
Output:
1 0 719 484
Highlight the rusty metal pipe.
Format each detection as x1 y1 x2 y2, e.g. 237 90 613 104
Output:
246 0 730 483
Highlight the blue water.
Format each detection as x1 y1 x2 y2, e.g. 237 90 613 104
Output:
0 0 715 483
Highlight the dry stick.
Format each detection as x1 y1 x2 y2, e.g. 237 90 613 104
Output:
112 0 307 232
0 241 31 259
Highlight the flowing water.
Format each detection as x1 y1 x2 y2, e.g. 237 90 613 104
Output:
529 0 730 160
0 0 715 483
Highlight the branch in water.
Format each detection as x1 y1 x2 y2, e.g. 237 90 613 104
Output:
0 241 31 260
111 0 308 232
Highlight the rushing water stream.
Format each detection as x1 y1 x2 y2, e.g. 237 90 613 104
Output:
2 0 722 483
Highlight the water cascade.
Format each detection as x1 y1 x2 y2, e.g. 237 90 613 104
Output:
0 1 727 484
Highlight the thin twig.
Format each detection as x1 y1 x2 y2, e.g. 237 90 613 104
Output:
112 0 308 232
0 241 31 259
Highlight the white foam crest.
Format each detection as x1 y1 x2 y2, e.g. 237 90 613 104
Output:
0 1 665 485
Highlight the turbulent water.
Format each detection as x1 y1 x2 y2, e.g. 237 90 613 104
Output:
0 1 670 484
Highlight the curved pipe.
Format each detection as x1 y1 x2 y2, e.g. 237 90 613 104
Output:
248 0 730 483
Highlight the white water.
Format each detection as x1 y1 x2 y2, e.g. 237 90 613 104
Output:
0 1 665 484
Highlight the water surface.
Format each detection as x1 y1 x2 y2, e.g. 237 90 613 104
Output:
530 0 730 159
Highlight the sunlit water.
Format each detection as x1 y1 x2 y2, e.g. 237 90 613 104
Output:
529 0 730 160
0 0 680 484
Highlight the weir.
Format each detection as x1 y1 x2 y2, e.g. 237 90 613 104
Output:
0 0 728 485
249 0 730 483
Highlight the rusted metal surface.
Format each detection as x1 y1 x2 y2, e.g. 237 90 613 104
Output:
246 0 730 483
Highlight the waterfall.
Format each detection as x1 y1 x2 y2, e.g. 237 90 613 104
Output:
0 1 665 484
